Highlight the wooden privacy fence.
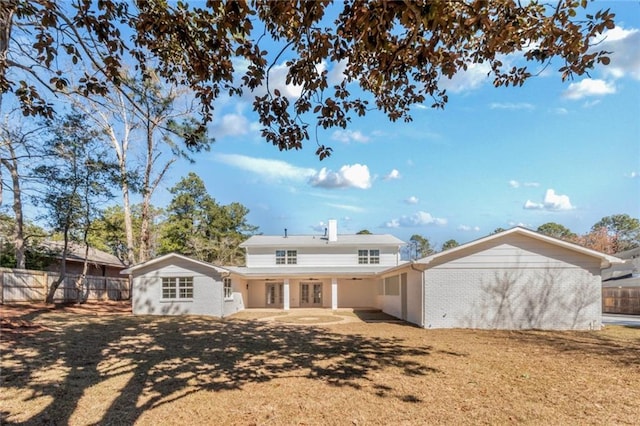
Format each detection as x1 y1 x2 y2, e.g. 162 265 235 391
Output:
602 287 640 315
0 267 130 304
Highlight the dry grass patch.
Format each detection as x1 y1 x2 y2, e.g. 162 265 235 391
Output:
273 315 344 324
1 306 639 425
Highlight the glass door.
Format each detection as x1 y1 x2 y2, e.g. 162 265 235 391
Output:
265 282 283 307
300 282 322 307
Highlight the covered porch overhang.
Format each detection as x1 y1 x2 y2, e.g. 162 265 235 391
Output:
225 266 392 310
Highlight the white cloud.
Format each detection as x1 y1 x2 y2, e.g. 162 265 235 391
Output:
523 189 575 211
489 102 535 110
216 154 374 190
582 99 601 108
309 164 372 189
326 203 365 213
594 27 640 80
626 171 639 179
384 169 401 180
458 225 480 232
214 153 316 181
331 129 370 144
508 221 532 228
405 196 419 205
510 180 539 188
383 211 447 228
563 78 616 100
551 107 568 115
326 59 349 85
212 113 253 138
439 62 491 93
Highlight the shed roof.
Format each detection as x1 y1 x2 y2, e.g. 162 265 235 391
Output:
240 233 405 248
120 253 229 275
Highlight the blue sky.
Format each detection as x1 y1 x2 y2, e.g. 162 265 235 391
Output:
149 1 640 248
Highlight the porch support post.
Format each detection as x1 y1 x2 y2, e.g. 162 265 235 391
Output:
283 278 290 310
331 277 338 310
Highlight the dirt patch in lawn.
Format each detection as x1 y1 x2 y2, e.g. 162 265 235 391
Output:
1 308 639 425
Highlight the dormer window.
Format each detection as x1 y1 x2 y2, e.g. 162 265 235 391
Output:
358 249 380 264
276 250 297 265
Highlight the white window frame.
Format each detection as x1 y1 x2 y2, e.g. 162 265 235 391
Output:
276 250 297 265
162 277 193 300
358 249 380 264
223 277 233 300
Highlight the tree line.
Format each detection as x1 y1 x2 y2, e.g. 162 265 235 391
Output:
399 214 640 260
0 1 622 301
0 111 257 303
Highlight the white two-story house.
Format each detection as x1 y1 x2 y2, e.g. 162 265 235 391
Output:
226 219 405 310
124 223 621 330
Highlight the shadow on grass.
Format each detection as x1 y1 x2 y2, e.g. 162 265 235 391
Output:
1 312 438 425
501 328 640 367
351 309 407 324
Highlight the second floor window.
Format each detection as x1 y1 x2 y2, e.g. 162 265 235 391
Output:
358 249 380 264
276 250 297 265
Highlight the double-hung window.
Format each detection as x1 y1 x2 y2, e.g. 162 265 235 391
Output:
358 249 380 264
223 277 233 299
162 277 193 299
276 250 297 265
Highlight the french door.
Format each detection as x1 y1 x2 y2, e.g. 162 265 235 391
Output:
265 282 284 307
300 282 322 307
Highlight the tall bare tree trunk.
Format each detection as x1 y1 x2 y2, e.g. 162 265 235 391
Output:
0 1 17 112
138 107 174 263
1 142 25 268
138 125 153 263
97 95 136 266
120 164 136 264
46 226 69 304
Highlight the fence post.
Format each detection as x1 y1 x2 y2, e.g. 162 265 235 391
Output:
0 269 4 304
43 272 48 302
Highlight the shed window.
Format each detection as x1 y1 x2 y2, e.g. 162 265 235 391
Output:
162 277 193 299
223 277 233 299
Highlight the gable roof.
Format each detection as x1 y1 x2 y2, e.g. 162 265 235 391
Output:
240 233 405 248
415 227 624 269
120 253 229 275
40 240 125 268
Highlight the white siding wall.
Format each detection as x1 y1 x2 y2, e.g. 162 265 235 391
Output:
222 277 246 317
405 269 423 326
423 236 602 330
132 259 225 317
245 246 399 268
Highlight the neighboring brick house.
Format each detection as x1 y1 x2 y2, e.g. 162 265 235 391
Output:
124 224 622 330
42 240 126 277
